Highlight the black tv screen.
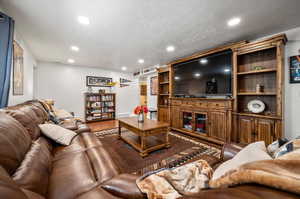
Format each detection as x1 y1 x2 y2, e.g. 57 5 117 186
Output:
173 50 232 97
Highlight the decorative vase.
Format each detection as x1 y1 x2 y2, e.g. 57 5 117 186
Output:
138 113 144 123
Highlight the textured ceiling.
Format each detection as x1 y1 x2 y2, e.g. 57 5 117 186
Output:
1 0 300 72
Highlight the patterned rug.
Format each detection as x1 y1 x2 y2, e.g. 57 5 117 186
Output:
95 128 221 175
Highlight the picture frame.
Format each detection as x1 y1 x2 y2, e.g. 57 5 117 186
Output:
150 76 158 95
86 76 113 87
13 41 24 95
290 55 300 84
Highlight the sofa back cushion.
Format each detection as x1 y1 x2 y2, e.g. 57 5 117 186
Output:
0 112 32 175
5 105 42 140
23 100 49 123
12 137 53 196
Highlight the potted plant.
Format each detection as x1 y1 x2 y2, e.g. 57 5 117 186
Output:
134 105 149 123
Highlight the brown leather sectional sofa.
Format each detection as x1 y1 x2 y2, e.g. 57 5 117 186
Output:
0 100 298 199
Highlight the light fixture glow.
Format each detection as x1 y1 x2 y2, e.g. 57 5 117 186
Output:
138 59 144 64
166 45 175 52
70 46 80 52
121 66 127 71
200 59 208 64
194 73 201 77
78 16 90 25
174 76 180 80
67 59 75 64
224 68 231 72
227 17 241 27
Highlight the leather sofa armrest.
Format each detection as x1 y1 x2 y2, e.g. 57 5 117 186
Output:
101 174 146 199
75 125 91 134
221 143 246 162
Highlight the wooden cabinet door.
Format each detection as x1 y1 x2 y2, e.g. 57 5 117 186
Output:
256 119 275 145
209 112 226 141
170 107 180 129
238 116 255 144
158 107 169 123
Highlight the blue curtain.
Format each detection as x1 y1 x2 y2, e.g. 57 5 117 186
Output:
0 12 14 108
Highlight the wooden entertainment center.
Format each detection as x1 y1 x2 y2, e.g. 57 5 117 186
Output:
157 34 287 145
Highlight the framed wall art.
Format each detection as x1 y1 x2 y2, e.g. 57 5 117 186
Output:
150 76 158 95
290 55 300 83
86 76 113 87
13 41 24 95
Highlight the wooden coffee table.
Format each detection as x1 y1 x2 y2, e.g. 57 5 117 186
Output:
118 117 170 157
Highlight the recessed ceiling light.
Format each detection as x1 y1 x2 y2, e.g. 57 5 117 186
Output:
224 68 231 72
174 76 180 80
70 46 79 52
166 45 175 52
67 59 75 64
138 59 144 64
200 59 208 64
121 66 127 71
227 17 241 27
194 73 201 77
78 16 90 25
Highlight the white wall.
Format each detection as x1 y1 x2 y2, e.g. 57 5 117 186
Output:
146 74 158 109
35 62 139 119
0 7 37 106
283 27 300 139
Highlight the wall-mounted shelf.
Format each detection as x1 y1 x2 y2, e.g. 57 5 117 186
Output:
237 68 277 75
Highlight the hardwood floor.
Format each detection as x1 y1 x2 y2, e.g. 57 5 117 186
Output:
87 120 118 132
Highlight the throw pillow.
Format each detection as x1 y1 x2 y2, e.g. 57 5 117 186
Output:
272 138 300 158
212 141 272 180
53 108 73 120
39 124 77 145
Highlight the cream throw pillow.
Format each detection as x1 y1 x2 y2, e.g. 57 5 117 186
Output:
53 108 73 120
39 123 77 145
212 141 272 180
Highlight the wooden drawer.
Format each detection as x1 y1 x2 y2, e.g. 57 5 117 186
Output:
171 100 181 106
181 101 194 107
208 102 227 109
196 102 208 108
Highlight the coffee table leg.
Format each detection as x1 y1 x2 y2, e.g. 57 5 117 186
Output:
140 136 148 157
165 128 170 148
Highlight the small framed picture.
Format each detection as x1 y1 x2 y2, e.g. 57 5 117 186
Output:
150 76 158 95
86 76 112 87
290 55 300 84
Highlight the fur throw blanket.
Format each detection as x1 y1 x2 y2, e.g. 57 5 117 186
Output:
137 150 300 199
136 160 213 199
210 149 300 195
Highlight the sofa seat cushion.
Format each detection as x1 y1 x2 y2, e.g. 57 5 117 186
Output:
12 137 53 196
0 166 29 199
39 124 77 146
0 112 32 175
48 152 98 199
102 174 146 199
22 189 45 199
75 186 121 199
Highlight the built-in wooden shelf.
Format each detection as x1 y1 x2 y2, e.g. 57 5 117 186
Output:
160 81 169 85
237 68 277 75
237 92 277 96
233 112 281 120
159 93 169 96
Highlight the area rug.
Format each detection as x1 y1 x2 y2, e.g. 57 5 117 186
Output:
95 128 221 175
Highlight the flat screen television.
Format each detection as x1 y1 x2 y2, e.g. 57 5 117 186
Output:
173 50 232 98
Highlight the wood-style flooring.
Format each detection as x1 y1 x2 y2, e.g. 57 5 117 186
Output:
87 120 118 132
